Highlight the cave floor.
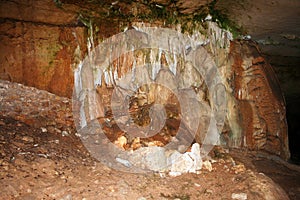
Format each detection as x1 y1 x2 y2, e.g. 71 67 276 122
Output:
0 80 299 200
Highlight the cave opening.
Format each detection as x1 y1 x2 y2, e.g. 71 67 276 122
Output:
286 99 300 164
263 50 300 165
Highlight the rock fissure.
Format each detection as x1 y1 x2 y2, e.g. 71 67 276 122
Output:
0 17 85 28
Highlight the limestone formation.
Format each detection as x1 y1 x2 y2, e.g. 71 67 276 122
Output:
0 0 290 160
228 40 289 160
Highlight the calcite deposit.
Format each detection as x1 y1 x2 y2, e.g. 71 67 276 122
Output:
73 22 289 161
0 0 290 161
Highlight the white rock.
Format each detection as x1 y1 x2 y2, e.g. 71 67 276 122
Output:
159 172 166 178
202 160 213 172
168 151 194 174
169 171 182 177
188 143 202 172
126 146 167 172
41 127 47 133
75 132 81 137
60 194 72 200
205 14 212 21
62 131 69 137
116 157 132 168
116 143 203 174
242 35 251 40
194 183 201 187
167 143 202 174
231 193 247 200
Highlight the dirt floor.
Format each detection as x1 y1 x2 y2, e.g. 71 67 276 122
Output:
0 80 299 200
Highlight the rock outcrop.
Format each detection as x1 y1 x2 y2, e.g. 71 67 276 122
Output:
228 40 289 160
0 0 86 97
0 0 290 160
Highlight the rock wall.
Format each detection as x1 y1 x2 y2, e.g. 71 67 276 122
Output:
0 0 86 97
0 0 290 159
228 40 289 160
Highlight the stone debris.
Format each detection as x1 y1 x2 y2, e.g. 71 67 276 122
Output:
41 127 47 133
116 143 202 176
0 79 292 199
0 80 74 135
114 136 127 150
194 183 201 187
61 130 69 137
60 194 73 200
123 146 167 172
168 143 202 175
231 193 247 200
231 163 246 174
204 189 213 194
202 160 213 172
21 136 34 143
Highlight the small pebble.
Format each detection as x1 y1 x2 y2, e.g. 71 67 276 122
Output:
159 172 166 178
75 132 81 137
231 193 247 200
3 165 9 170
203 160 213 172
41 127 47 133
60 194 72 200
62 131 69 137
205 189 213 194
22 136 34 143
194 183 201 187
169 171 182 177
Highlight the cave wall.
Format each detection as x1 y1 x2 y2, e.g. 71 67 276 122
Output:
215 0 300 162
229 40 289 159
0 0 290 159
0 0 86 97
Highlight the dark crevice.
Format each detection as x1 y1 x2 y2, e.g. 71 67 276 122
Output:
0 17 85 28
